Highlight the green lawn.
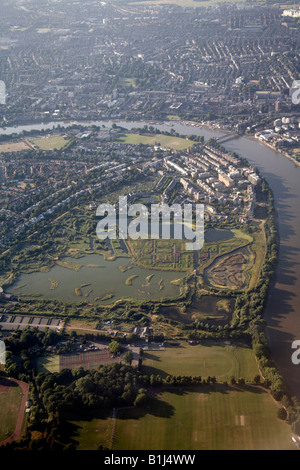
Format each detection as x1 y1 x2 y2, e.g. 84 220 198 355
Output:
0 381 23 441
30 135 68 151
70 414 113 450
34 354 60 374
141 342 258 381
115 132 195 151
114 385 294 450
66 342 295 450
247 222 267 290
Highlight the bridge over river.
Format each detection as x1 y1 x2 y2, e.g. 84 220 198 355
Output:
215 133 240 144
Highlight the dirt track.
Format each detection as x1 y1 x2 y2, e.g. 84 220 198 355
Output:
0 378 29 446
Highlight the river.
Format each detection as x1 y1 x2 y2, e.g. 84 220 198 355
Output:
223 137 300 399
1 119 300 398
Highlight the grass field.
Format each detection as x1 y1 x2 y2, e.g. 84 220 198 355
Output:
247 222 267 289
115 132 195 150
113 385 294 450
30 135 68 150
141 342 258 381
34 354 60 373
70 414 113 450
0 134 68 154
0 141 30 153
0 380 23 442
66 341 295 450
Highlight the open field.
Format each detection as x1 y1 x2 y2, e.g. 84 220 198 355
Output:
0 134 68 154
30 135 68 150
70 414 113 450
141 342 258 381
64 341 295 450
0 141 31 153
65 318 101 333
34 354 60 374
115 132 196 150
113 385 294 450
0 378 27 444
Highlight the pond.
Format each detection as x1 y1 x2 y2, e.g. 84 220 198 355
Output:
204 228 234 243
9 253 186 304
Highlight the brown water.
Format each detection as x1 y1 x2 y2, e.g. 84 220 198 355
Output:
223 137 300 398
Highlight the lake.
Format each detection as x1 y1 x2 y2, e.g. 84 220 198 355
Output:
9 253 187 304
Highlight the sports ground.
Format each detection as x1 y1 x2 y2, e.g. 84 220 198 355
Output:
59 349 120 371
113 385 294 450
70 341 296 450
0 378 28 445
141 341 258 381
34 348 121 374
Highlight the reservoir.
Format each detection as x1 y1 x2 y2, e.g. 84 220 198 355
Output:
1 119 300 397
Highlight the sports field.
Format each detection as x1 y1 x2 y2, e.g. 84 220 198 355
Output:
30 135 68 150
59 349 120 371
141 342 258 382
0 134 68 154
115 132 195 150
113 385 294 450
68 342 295 450
35 349 121 373
70 414 113 450
0 141 30 153
0 378 26 443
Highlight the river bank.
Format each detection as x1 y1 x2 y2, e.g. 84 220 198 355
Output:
245 134 300 168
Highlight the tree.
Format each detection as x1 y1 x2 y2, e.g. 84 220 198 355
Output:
6 362 18 378
75 376 95 395
254 374 261 385
134 388 148 407
277 408 287 421
124 351 133 366
108 341 121 355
